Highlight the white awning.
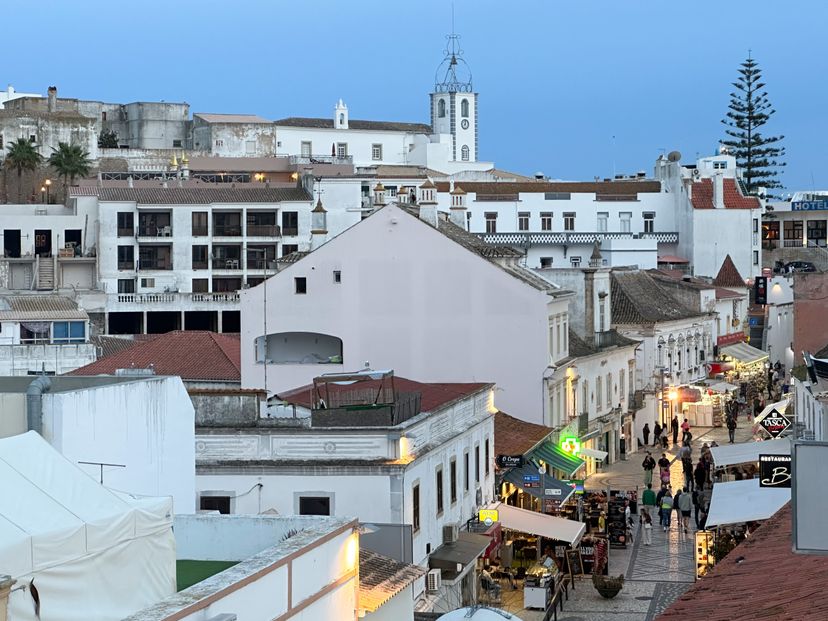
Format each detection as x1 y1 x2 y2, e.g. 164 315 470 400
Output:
706 478 790 527
579 447 609 460
720 342 769 364
707 381 739 393
710 437 791 469
754 398 791 424
486 501 585 546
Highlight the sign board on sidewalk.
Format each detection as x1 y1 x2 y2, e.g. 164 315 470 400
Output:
759 454 792 488
496 454 524 469
695 531 715 579
758 409 792 438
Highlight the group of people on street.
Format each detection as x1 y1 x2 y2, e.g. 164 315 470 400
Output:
642 415 693 450
639 482 694 538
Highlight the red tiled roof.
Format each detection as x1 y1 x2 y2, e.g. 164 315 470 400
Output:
691 178 761 210
657 255 690 264
715 287 743 300
713 254 747 288
494 411 552 456
67 331 240 382
658 503 828 621
279 377 492 413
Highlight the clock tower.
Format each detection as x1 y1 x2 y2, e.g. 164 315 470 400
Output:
430 32 478 163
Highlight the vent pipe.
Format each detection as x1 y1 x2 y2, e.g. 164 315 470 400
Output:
26 375 52 435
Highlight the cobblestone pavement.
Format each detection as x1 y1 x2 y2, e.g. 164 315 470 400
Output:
500 422 755 621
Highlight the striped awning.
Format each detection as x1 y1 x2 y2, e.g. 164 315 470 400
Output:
721 342 769 364
528 442 585 477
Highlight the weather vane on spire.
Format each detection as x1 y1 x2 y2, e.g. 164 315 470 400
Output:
435 4 473 93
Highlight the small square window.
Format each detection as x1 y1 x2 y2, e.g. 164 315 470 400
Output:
371 144 383 160
294 277 307 294
215 139 224 147
540 257 553 268
540 212 553 231
518 212 530 231
563 212 576 231
29 135 36 143
333 270 341 284
172 139 182 148
753 250 759 265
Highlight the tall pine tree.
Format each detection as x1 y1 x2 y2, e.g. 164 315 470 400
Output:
721 54 786 195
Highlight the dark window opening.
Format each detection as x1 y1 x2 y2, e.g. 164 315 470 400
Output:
436 468 444 515
192 278 209 293
450 459 457 504
282 244 299 257
117 279 135 294
412 484 420 532
117 212 134 237
299 496 331 516
3 230 21 258
117 245 134 270
192 212 208 236
192 245 208 269
200 496 230 514
295 277 307 294
282 212 299 236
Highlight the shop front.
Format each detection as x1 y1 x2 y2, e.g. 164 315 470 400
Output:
719 341 769 388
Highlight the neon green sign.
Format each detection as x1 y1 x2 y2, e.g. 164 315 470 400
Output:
561 436 580 455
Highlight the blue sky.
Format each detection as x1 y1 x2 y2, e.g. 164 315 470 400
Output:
6 1 826 191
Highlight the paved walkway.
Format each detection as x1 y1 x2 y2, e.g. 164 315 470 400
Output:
500 422 755 621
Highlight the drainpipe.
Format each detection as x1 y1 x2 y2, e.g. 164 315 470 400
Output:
26 376 52 435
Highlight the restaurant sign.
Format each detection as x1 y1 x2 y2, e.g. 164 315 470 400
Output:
478 509 499 525
759 454 792 488
496 454 524 469
758 409 792 438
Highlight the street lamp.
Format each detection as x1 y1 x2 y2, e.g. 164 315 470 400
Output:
40 186 46 203
44 179 51 204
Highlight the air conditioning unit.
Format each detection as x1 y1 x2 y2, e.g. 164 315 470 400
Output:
426 568 442 592
442 523 459 544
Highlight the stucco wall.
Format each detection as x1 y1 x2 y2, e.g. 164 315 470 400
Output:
793 272 828 357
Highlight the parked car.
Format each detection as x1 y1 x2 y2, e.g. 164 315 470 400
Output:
784 261 817 273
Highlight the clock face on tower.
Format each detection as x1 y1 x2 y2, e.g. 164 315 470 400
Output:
460 119 469 130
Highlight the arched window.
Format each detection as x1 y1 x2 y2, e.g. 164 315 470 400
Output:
338 113 344 126
438 99 446 118
461 98 469 118
461 145 470 161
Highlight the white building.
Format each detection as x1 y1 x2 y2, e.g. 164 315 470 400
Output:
610 269 716 440
0 84 41 108
192 113 277 157
75 185 313 334
765 274 795 369
0 374 195 512
240 197 573 424
0 295 95 375
196 370 496 610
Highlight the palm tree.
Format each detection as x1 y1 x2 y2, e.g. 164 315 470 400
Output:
5 138 42 202
48 142 91 197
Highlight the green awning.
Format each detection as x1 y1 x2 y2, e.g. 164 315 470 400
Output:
528 442 585 477
503 465 575 504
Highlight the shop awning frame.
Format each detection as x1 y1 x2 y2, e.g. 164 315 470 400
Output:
579 447 609 460
710 437 791 469
720 342 769 365
485 501 585 546
502 465 575 504
528 442 586 477
705 478 790 528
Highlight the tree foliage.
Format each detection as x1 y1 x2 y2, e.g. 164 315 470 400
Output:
98 129 119 148
4 138 43 202
48 142 92 194
721 55 786 195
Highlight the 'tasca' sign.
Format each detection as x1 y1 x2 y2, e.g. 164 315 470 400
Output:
759 454 792 488
758 409 792 438
496 454 524 468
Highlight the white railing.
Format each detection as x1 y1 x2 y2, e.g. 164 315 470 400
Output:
114 292 240 304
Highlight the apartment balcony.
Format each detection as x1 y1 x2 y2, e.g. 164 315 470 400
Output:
110 292 240 311
212 225 243 237
137 259 173 271
246 224 281 237
136 225 173 239
212 258 242 270
476 231 679 246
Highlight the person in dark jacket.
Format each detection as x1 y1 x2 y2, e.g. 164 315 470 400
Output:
726 415 737 444
643 423 651 447
671 415 680 445
694 459 706 491
653 421 662 447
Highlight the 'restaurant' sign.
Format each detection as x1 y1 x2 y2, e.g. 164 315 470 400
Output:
758 409 792 438
496 454 524 468
759 454 792 488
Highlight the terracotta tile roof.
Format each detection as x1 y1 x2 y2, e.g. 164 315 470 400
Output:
0 295 88 321
96 187 310 204
612 271 707 324
358 549 426 613
494 410 552 456
715 287 743 300
274 117 432 134
67 331 240 382
713 254 747 288
194 113 272 124
434 180 662 196
657 255 690 264
691 178 761 209
658 503 828 621
279 377 492 413
90 335 154 358
68 186 101 196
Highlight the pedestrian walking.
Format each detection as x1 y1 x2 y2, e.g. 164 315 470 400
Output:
642 483 656 513
658 453 671 486
642 452 656 486
681 418 691 444
682 456 694 491
660 490 674 531
678 486 692 533
643 423 651 447
726 414 737 444
653 421 662 447
694 459 706 492
641 509 653 546
671 415 679 446
692 488 702 528
656 484 667 526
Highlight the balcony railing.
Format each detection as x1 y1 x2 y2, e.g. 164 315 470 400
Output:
137 225 172 237
212 257 242 270
281 226 299 237
118 261 135 270
476 231 679 246
247 258 276 270
289 154 353 165
138 260 173 270
213 224 242 236
115 292 240 304
783 239 804 247
117 227 134 237
247 224 280 237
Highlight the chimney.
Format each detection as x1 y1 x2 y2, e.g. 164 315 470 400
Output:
418 179 438 228
373 181 387 207
713 173 725 209
0 575 14 621
47 86 57 112
127 175 134 188
449 185 467 229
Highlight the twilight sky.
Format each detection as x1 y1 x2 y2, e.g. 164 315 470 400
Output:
6 0 825 192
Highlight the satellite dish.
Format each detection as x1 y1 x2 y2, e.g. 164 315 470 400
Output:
667 151 682 162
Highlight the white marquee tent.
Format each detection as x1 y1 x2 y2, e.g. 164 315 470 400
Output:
705 478 790 528
709 437 791 469
0 432 175 621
